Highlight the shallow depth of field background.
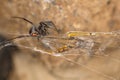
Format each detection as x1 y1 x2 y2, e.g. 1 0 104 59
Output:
0 0 120 80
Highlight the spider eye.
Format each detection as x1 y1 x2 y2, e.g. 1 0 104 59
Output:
31 33 38 37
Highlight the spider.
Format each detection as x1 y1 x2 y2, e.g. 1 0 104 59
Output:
0 17 59 46
13 17 59 39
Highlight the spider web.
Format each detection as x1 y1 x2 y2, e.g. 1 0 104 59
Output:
1 30 120 80
0 18 120 80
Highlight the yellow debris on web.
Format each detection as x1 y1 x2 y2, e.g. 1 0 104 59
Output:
66 31 117 38
66 31 91 38
56 45 68 53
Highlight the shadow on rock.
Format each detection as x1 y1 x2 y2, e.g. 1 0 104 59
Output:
0 34 19 80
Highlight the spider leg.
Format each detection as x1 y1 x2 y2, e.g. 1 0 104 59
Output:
12 16 40 37
40 21 59 33
12 16 34 26
38 22 49 36
45 21 59 33
7 35 30 41
0 35 30 46
12 17 40 33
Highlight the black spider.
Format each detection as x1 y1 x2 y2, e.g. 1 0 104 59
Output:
13 17 58 39
0 17 59 46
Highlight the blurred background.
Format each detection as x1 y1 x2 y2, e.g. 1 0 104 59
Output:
0 0 120 80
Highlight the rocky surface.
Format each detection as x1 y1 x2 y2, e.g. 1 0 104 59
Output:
0 0 120 80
